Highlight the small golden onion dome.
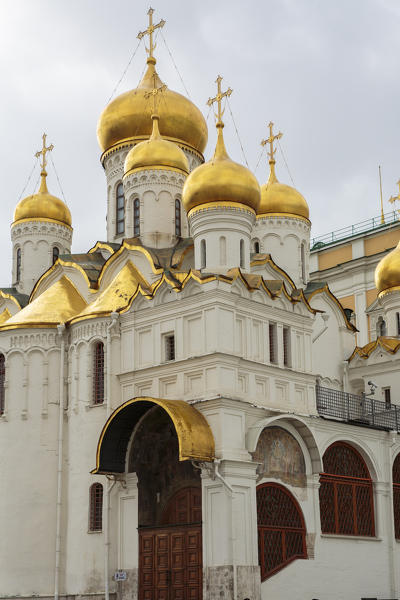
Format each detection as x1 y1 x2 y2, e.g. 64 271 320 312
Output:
13 170 72 227
375 240 400 295
182 123 261 213
97 57 208 156
259 160 309 220
124 114 189 176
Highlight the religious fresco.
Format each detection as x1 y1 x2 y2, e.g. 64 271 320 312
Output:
252 426 306 487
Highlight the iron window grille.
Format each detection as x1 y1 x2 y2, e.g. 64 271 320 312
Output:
116 183 125 235
89 483 103 531
283 327 290 367
134 198 140 237
0 354 5 415
257 483 307 580
319 442 375 537
93 342 105 405
16 248 21 283
269 323 277 364
393 454 400 539
175 199 181 237
164 334 175 362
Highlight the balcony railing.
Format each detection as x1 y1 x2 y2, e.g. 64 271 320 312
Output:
316 385 400 432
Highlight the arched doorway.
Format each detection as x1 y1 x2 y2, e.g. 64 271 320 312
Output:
129 406 203 600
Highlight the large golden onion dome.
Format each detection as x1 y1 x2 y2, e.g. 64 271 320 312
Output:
97 57 208 157
13 170 72 227
124 114 189 176
375 240 400 295
182 122 261 213
259 160 309 220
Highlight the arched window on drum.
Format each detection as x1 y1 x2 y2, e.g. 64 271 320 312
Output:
93 341 104 405
393 453 400 539
116 183 125 235
257 483 307 580
319 442 375 536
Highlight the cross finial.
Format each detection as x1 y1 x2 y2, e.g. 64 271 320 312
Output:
35 133 54 175
137 7 166 60
389 178 400 218
144 80 167 114
207 75 233 127
261 121 283 162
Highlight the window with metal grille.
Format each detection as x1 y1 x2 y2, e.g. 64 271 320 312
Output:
383 387 391 409
0 354 5 415
164 334 175 361
53 246 59 264
393 454 400 539
283 327 290 367
319 442 375 536
116 183 125 235
301 242 306 283
16 248 21 283
134 198 140 237
175 198 181 237
89 483 103 531
257 483 307 580
240 239 245 268
93 342 104 405
269 323 277 364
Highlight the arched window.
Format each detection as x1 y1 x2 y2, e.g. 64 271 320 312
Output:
134 198 140 237
257 483 307 580
301 242 306 283
116 183 125 235
89 483 103 531
240 239 245 268
16 248 21 283
52 246 59 264
377 316 386 337
0 354 5 415
393 454 400 539
319 442 375 536
175 199 181 237
219 236 226 265
253 240 260 254
93 342 104 405
200 239 206 269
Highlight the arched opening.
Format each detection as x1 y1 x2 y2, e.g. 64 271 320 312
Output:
52 246 59 264
16 248 21 283
200 239 206 269
253 240 260 254
377 316 387 337
219 236 226 266
240 239 245 268
93 341 104 405
134 198 140 237
257 483 307 580
116 183 125 235
301 242 306 283
319 442 375 536
175 198 182 237
393 453 400 539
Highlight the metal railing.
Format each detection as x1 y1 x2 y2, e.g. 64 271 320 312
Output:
316 385 400 432
311 210 400 250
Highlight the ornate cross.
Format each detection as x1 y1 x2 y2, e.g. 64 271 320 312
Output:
389 179 400 216
137 8 166 59
144 81 167 113
261 122 283 161
207 75 232 126
35 133 54 172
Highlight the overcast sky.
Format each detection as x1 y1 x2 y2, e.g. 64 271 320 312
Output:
1 0 400 286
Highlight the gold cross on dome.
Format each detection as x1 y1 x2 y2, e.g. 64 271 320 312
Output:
137 8 166 59
261 121 283 161
35 133 54 173
389 179 400 215
144 81 167 113
207 75 233 126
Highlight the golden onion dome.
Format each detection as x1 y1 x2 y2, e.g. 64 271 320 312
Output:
97 57 208 156
124 114 189 176
259 160 309 221
182 123 261 214
375 240 400 295
13 170 72 227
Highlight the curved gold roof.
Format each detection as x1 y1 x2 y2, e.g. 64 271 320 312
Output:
348 336 400 361
258 161 309 221
13 171 72 227
97 57 208 156
0 276 86 330
182 123 260 213
92 396 215 474
0 309 11 325
375 240 400 296
124 114 189 176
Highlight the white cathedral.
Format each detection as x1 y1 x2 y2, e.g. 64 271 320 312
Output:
2 9 400 600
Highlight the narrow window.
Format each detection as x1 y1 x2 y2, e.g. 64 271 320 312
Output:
383 387 391 409
200 239 206 269
240 239 245 268
301 242 306 283
175 199 181 237
269 323 277 364
52 246 59 264
16 248 21 283
254 240 260 254
116 183 125 235
164 334 175 361
377 316 386 337
89 483 103 532
133 198 140 237
397 312 400 336
219 236 226 266
0 354 5 416
283 327 290 367
93 342 104 405
393 454 400 539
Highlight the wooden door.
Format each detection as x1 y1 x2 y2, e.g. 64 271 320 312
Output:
139 488 202 600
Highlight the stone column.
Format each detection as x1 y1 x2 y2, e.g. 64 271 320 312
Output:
117 473 139 600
